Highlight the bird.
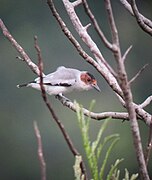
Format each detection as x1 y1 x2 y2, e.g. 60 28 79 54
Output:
17 66 101 96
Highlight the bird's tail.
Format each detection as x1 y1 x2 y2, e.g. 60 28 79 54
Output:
17 83 28 88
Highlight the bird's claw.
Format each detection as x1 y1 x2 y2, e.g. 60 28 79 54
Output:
55 94 70 104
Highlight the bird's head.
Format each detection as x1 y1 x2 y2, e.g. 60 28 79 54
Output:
80 72 101 92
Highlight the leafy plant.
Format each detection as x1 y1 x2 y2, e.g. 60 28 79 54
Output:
74 101 138 180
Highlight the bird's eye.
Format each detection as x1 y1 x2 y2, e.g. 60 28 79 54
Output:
87 78 91 83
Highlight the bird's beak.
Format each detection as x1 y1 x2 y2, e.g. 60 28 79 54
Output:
92 84 101 92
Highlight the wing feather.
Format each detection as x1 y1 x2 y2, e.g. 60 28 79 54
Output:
34 66 80 87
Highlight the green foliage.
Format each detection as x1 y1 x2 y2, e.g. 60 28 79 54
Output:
107 159 123 180
75 101 138 180
123 169 138 180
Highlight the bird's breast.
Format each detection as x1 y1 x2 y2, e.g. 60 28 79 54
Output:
45 85 73 95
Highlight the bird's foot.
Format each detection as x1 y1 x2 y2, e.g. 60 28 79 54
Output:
55 94 70 104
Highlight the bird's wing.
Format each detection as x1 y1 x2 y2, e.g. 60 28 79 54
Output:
35 66 78 86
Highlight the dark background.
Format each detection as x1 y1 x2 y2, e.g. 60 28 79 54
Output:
0 0 152 179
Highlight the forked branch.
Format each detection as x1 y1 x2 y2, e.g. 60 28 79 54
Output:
82 0 113 51
130 0 152 36
120 0 152 36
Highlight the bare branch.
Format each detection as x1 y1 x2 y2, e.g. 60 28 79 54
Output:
139 95 152 109
120 0 152 36
57 94 152 125
72 0 82 7
119 0 134 15
34 37 88 180
82 0 113 51
62 0 105 64
119 0 152 28
130 0 152 36
135 105 151 126
115 94 152 125
34 121 46 180
0 19 42 76
56 94 129 121
104 0 119 49
129 64 149 85
16 56 24 61
122 45 132 62
145 124 152 165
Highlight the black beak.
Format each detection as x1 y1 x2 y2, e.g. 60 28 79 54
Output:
92 84 101 92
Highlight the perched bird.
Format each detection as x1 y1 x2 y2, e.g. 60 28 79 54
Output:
17 66 100 96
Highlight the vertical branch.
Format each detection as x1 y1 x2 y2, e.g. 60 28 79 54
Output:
104 0 119 50
34 121 46 180
145 124 152 165
104 0 149 179
34 36 88 180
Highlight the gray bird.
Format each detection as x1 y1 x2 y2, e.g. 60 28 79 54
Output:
17 66 100 95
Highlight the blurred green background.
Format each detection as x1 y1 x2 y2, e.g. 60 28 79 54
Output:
0 0 152 179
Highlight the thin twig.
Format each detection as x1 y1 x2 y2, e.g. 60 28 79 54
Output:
82 0 113 51
122 45 132 62
139 95 152 109
34 121 46 180
34 37 88 180
104 0 119 50
129 64 149 85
